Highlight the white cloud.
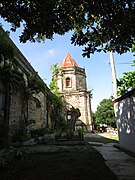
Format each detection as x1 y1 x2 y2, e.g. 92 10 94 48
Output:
48 48 55 57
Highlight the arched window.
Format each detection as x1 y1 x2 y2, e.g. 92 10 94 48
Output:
66 77 71 87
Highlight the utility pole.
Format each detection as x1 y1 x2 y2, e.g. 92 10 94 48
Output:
110 50 118 99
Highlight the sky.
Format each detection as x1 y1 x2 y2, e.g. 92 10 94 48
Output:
1 19 134 112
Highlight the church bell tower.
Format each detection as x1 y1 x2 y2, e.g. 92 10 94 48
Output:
57 53 93 131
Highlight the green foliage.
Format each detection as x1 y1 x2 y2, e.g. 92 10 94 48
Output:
22 74 46 103
30 128 51 138
55 115 67 132
0 65 24 93
131 43 135 54
92 112 97 128
48 64 64 131
0 31 14 61
76 127 85 139
0 151 118 180
12 129 31 142
49 63 63 108
133 60 135 66
47 91 63 109
117 59 135 96
0 147 24 168
54 115 67 139
130 44 135 64
49 63 60 94
49 77 59 94
0 31 24 93
0 31 47 146
1 1 135 57
50 63 60 77
0 32 23 91
84 135 118 144
117 70 135 96
22 74 45 110
94 99 116 127
18 74 46 137
0 32 25 147
28 74 46 95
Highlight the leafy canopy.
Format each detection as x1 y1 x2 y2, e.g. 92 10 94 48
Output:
49 63 63 108
94 99 116 127
117 45 135 96
0 1 135 57
117 60 135 96
0 31 14 61
0 31 24 92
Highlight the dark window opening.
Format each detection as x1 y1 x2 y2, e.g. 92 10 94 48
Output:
66 77 71 87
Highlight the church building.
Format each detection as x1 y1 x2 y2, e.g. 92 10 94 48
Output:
57 53 93 131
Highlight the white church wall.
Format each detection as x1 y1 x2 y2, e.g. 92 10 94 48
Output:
114 90 135 153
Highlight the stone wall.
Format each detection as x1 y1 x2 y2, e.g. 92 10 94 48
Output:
9 92 22 137
62 91 93 131
0 26 54 140
76 68 87 91
114 89 135 153
57 64 93 131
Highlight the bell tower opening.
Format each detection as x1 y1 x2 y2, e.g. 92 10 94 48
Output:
66 77 71 87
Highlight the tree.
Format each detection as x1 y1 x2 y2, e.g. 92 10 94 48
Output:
20 73 46 133
0 1 135 57
50 63 60 79
0 32 24 146
131 44 135 64
49 63 64 130
0 31 46 143
117 43 135 96
117 60 135 96
131 44 135 58
49 63 63 108
0 31 14 65
94 99 116 127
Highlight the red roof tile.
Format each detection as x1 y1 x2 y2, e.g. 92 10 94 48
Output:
60 53 79 67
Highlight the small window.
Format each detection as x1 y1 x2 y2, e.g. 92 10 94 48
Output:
66 77 71 87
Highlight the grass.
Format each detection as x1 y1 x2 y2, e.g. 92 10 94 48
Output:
84 133 119 144
0 147 118 180
0 133 119 180
99 133 118 141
